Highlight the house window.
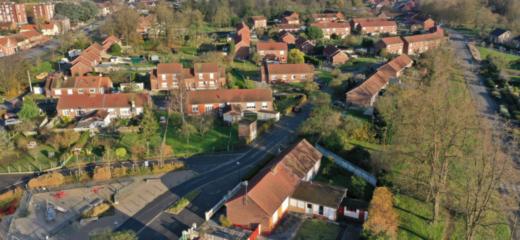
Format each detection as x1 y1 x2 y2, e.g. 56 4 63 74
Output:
198 73 203 79
172 74 177 80
67 89 73 95
161 74 167 80
62 109 69 116
192 105 199 113
78 89 84 94
301 74 307 80
280 50 285 55
89 88 95 94
291 74 296 80
161 82 168 88
120 108 130 116
209 73 214 79
54 89 62 96
205 104 213 112
246 102 256 110
261 102 268 109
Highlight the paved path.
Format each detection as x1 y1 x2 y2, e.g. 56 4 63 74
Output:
114 106 311 239
448 29 520 238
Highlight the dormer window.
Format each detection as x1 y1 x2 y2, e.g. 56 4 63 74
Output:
209 73 214 79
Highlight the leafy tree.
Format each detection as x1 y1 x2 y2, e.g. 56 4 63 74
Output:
55 2 98 24
179 122 197 144
108 44 122 56
306 26 323 40
212 0 232 27
300 105 341 143
140 107 159 139
102 7 140 46
288 49 305 64
115 148 127 160
18 98 40 121
363 187 399 239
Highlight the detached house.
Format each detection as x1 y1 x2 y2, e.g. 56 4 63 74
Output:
226 139 330 234
489 28 512 45
256 40 288 63
295 37 315 54
310 21 350 39
279 31 296 45
56 93 151 119
261 63 314 83
323 45 349 65
235 22 251 60
45 74 113 98
351 18 397 35
150 63 226 91
186 88 274 116
251 16 267 29
311 12 345 22
376 36 405 55
346 54 413 113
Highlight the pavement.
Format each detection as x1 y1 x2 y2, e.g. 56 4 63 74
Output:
114 105 311 239
448 29 520 238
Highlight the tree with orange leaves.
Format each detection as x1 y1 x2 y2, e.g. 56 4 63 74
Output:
363 187 399 239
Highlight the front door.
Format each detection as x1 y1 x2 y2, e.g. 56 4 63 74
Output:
306 203 313 214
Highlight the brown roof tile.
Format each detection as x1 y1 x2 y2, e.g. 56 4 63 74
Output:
187 89 273 105
57 93 149 110
267 63 314 74
257 40 288 51
381 36 404 45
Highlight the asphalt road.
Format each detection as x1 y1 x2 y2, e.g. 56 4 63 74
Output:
115 106 311 239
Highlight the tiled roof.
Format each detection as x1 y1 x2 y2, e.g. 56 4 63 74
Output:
403 28 444 43
267 63 314 74
187 89 273 105
226 139 322 226
323 45 341 58
311 12 345 20
257 40 288 51
276 23 301 30
0 37 17 47
157 63 183 74
74 76 113 89
358 19 396 28
57 93 149 110
311 21 350 29
251 16 266 21
292 181 346 208
381 36 404 45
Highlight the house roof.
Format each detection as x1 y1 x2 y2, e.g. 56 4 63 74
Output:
226 139 322 225
403 28 444 43
187 89 273 105
194 63 219 73
257 40 288 51
490 28 510 37
381 36 404 45
323 45 341 58
0 37 17 47
295 37 314 46
157 63 183 74
20 24 37 32
357 19 396 28
346 54 413 107
311 12 345 20
311 21 350 29
267 63 314 74
74 75 113 89
276 23 301 30
251 15 266 21
291 181 346 208
56 93 149 110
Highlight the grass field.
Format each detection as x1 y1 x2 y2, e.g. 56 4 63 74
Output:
477 47 520 63
341 57 383 72
294 219 340 240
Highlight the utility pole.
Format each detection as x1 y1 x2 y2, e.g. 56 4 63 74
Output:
27 70 33 93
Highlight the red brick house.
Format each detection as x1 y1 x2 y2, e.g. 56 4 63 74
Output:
261 63 315 83
346 55 413 112
311 12 345 22
323 45 349 65
281 12 299 25
235 22 251 60
45 74 113 98
251 16 267 29
376 36 405 55
257 40 288 63
32 3 54 22
56 93 151 119
352 18 397 35
150 63 226 91
295 37 315 54
0 2 27 24
13 29 49 50
186 88 274 115
403 28 444 55
0 36 17 57
310 21 350 39
226 139 323 234
102 35 121 51
70 61 93 77
279 31 296 45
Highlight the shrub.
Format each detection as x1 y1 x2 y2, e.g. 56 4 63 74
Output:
82 202 111 218
219 215 232 227
112 166 128 178
0 187 22 203
165 189 200 215
92 166 112 181
27 172 65 189
151 162 184 174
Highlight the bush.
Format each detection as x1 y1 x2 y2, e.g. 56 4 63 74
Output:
92 166 112 181
219 215 232 227
108 44 122 56
27 172 65 189
151 162 184 174
82 202 111 218
165 189 200 214
112 166 128 178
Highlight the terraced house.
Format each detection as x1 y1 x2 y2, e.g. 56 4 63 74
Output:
45 74 113 98
351 18 397 35
185 88 274 115
310 21 350 39
256 40 288 63
150 63 226 91
56 93 151 119
261 63 315 83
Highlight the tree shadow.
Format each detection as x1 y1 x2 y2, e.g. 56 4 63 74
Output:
394 205 431 222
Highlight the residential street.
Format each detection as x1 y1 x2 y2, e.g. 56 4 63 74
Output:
114 105 311 239
449 30 520 238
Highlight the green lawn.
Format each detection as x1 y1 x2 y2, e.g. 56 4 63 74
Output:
317 70 334 85
478 47 520 63
294 219 341 240
0 144 62 173
166 122 239 157
341 57 383 72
